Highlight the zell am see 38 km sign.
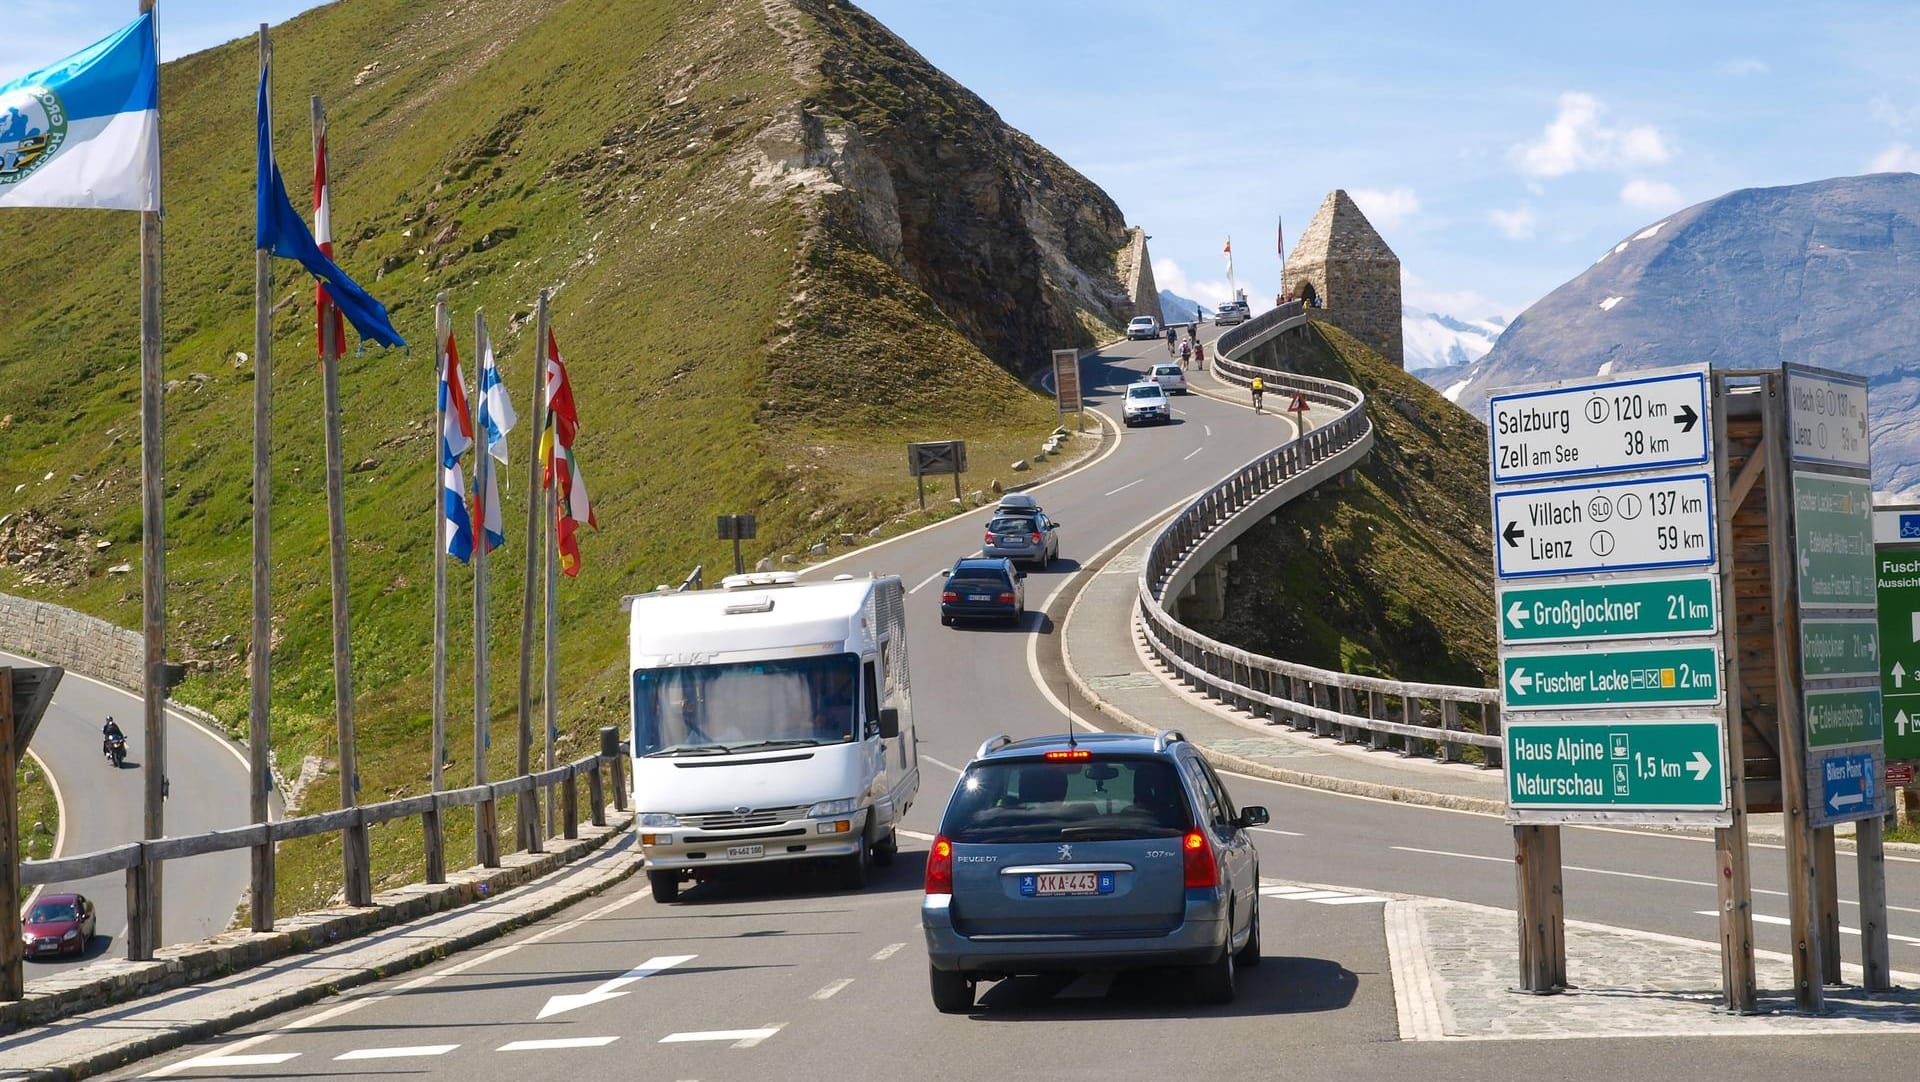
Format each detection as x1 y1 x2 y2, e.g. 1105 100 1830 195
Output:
1494 473 1715 579
1490 368 1709 484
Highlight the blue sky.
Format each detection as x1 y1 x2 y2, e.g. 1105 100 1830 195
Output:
9 1 1920 320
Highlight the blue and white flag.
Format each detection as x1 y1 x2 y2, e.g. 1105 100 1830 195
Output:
476 322 516 465
442 461 474 565
0 12 160 211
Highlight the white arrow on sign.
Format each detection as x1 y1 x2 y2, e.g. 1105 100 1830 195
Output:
1687 751 1712 782
1899 711 1911 738
1912 611 1920 644
1897 662 1908 690
537 954 695 1019
1506 601 1530 630
1830 790 1865 813
1508 667 1533 696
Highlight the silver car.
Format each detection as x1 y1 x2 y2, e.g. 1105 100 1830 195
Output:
1122 381 1171 426
982 510 1060 569
922 730 1267 1012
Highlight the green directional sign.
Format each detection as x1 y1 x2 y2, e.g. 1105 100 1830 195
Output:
1794 473 1875 609
1507 720 1725 811
1805 687 1882 749
1801 618 1878 679
1502 644 1721 711
1879 549 1920 759
1498 576 1717 645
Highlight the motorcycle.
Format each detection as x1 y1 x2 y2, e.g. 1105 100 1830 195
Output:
104 734 126 768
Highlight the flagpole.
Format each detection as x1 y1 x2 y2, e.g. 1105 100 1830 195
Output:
313 95 370 907
428 292 449 885
247 22 277 936
473 312 499 869
538 292 558 837
515 293 548 854
132 0 168 962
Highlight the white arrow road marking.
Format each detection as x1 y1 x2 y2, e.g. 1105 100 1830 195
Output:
1896 661 1908 689
335 1045 459 1061
1698 911 1920 947
1506 600 1529 629
659 1026 784 1048
1508 667 1533 695
1687 751 1712 781
500 1037 620 1051
537 954 695 1019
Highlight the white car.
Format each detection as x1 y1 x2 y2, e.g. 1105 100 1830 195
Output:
1127 315 1161 340
1122 381 1172 426
1214 301 1250 326
1149 363 1189 394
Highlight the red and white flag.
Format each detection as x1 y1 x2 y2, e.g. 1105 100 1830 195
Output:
312 113 346 358
539 329 597 577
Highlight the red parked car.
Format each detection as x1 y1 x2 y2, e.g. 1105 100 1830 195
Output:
22 893 96 959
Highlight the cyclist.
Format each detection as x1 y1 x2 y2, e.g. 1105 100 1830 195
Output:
1251 375 1265 412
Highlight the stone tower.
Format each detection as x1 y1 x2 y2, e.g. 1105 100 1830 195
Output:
1283 190 1403 365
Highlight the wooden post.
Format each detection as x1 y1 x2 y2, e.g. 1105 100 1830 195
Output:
1711 373 1756 1012
515 294 549 856
563 769 579 840
426 294 449 886
611 751 628 812
473 313 499 869
587 761 605 827
248 23 277 935
1 669 21 1001
1512 824 1564 993
133 0 168 961
1764 373 1823 1012
1857 815 1892 991
315 96 370 908
1814 826 1841 986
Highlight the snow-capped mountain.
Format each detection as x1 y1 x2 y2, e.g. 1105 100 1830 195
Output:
1159 290 1212 325
1403 305 1507 374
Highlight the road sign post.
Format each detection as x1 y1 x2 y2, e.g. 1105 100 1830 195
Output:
1 665 61 1002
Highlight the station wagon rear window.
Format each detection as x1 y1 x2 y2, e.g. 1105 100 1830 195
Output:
941 757 1192 843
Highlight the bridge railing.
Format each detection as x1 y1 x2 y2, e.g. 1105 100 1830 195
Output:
1135 307 1503 764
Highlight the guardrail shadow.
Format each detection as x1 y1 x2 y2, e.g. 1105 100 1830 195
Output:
971 954 1359 1020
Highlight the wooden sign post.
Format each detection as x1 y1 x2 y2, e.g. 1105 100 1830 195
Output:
1 665 63 1001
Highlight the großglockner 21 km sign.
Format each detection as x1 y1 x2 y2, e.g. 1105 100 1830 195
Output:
1490 368 1710 484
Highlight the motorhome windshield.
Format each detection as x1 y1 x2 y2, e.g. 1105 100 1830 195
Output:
634 653 859 756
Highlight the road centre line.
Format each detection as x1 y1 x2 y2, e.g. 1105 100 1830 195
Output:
500 1037 621 1051
899 827 938 842
920 755 962 775
149 1052 300 1075
1104 478 1142 496
335 1045 459 1060
1250 826 1304 838
1204 425 1212 436
909 569 944 594
871 942 907 961
660 1026 784 1048
1182 446 1203 461
812 978 855 1000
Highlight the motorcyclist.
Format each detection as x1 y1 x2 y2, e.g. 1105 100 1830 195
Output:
102 716 126 758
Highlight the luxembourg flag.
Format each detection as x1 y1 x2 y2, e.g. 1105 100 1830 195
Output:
0 11 160 211
439 328 474 564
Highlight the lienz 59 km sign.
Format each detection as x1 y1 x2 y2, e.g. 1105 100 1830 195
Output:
1490 369 1710 484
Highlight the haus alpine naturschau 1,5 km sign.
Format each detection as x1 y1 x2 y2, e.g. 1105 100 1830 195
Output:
1488 363 1729 825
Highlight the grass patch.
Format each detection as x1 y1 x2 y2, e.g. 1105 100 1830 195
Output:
17 756 58 864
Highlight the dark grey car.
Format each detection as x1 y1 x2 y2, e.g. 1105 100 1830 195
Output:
981 512 1060 569
922 730 1267 1013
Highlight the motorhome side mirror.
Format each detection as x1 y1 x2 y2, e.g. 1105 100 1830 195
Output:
1238 806 1270 828
878 707 900 739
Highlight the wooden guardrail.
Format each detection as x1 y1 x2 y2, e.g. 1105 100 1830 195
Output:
1136 305 1503 764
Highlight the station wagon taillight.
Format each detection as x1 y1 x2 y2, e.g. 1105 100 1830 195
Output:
1182 830 1218 889
941 591 958 604
925 835 954 894
997 592 1015 604
984 530 995 545
1029 532 1042 545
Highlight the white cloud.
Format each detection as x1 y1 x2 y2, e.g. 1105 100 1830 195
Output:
1511 92 1672 179
1869 143 1920 173
1153 258 1265 312
1349 187 1420 229
1715 58 1770 77
1871 96 1918 132
1620 178 1684 212
1489 206 1537 240
1401 271 1517 323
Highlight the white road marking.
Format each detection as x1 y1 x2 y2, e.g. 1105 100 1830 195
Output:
1204 425 1212 436
920 755 962 775
811 978 854 1000
1182 446 1203 461
22 750 65 915
1104 478 1142 496
899 828 938 842
1698 911 1920 947
909 569 945 594
538 953 696 1019
1264 889 1349 901
335 1045 460 1060
1314 895 1391 905
14 654 253 772
1249 826 1304 838
659 1026 783 1048
870 942 907 961
500 1036 621 1051
147 1052 300 1075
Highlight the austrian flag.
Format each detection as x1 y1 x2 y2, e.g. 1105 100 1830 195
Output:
539 330 596 577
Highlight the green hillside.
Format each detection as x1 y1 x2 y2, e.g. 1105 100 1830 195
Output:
1193 321 1495 689
0 0 1130 911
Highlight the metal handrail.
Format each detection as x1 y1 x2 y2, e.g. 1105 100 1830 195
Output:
1133 307 1502 765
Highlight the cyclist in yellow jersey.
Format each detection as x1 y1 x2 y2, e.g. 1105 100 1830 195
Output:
1250 376 1264 412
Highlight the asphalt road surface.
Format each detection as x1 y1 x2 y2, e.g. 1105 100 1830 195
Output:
4 648 253 974
98 335 1920 1078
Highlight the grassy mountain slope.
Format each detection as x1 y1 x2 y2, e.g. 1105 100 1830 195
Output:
1191 322 1494 688
0 0 1132 910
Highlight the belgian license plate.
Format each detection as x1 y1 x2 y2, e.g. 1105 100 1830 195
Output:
1031 872 1099 896
725 844 764 860
969 594 991 601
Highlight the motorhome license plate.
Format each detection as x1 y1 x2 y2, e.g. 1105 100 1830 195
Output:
726 844 764 860
1032 872 1099 896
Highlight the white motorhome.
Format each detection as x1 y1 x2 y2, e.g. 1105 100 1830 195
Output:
626 571 918 901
